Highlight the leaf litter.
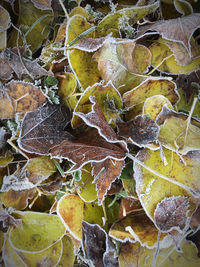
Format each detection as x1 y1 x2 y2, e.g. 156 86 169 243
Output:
0 0 200 266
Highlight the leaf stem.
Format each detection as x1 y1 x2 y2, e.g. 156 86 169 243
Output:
58 0 69 20
7 139 29 160
184 97 197 146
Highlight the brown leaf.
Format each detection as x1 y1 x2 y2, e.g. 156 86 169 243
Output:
51 128 126 172
0 127 9 151
117 115 159 146
39 176 63 193
136 13 200 57
92 159 125 204
0 80 46 119
118 198 142 219
71 36 108 52
75 96 127 150
82 221 118 267
18 103 73 155
154 196 190 232
0 48 52 80
0 207 22 232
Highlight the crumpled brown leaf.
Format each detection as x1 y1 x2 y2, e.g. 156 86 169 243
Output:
18 103 73 155
0 48 52 80
136 13 200 57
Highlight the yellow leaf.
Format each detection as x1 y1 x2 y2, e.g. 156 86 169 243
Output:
69 7 89 18
72 81 122 128
134 148 199 224
93 39 151 94
57 235 75 267
9 211 66 252
57 194 84 241
8 0 53 52
150 40 200 74
58 72 78 110
143 95 173 121
75 164 97 202
96 2 159 34
0 151 13 168
109 211 166 248
119 239 200 267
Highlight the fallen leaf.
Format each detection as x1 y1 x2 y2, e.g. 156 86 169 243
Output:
174 0 193 16
8 0 53 52
0 208 22 232
117 115 159 146
109 211 166 248
9 211 66 252
51 128 126 172
0 5 11 32
154 196 190 232
0 127 9 151
30 0 52 10
136 13 200 57
123 78 179 114
118 198 142 219
156 105 200 154
18 103 73 155
93 38 151 93
1 188 37 210
0 48 52 80
82 221 106 267
0 80 46 119
57 235 75 267
82 221 118 267
92 158 125 204
134 148 199 227
72 81 123 128
96 2 159 34
150 39 200 74
142 95 173 121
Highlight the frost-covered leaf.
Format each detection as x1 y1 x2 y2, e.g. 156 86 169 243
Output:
92 158 125 204
123 78 179 113
134 148 200 229
96 2 159 34
8 0 53 52
118 198 142 219
82 221 118 267
117 115 159 146
72 81 123 128
109 211 166 248
3 234 62 267
142 95 173 121
154 196 190 232
57 194 104 241
174 0 193 16
150 39 200 74
93 38 151 93
0 48 52 80
0 127 9 151
57 235 75 267
0 81 46 119
30 0 52 10
157 105 200 154
51 128 126 172
119 239 200 267
1 188 36 210
0 151 13 168
137 13 200 57
18 103 73 155
0 208 22 232
9 211 66 252
0 5 11 32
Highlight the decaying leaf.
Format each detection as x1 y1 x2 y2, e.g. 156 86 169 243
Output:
82 221 118 267
117 115 159 146
0 208 22 232
18 103 73 155
92 158 125 204
30 0 52 10
154 196 190 232
51 128 126 172
0 80 46 119
109 211 166 248
0 48 52 80
137 13 200 57
134 148 200 230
